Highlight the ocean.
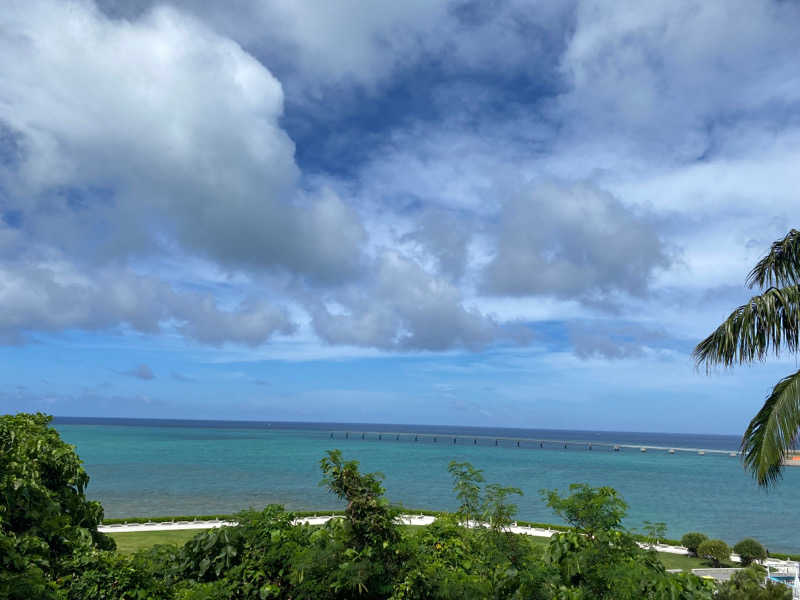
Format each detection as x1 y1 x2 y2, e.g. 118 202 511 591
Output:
53 417 800 553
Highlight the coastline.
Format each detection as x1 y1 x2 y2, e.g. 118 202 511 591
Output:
56 421 800 553
105 514 799 567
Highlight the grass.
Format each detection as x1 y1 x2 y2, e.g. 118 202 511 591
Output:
657 552 719 571
109 530 201 554
109 527 722 572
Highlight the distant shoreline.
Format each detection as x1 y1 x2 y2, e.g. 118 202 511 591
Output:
52 415 742 449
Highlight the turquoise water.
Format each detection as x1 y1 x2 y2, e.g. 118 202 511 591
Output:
55 422 800 553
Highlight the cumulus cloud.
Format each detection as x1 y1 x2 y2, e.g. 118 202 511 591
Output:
0 256 295 345
310 252 524 351
0 0 796 359
481 182 670 305
402 208 474 280
0 0 365 282
97 0 572 95
558 0 800 162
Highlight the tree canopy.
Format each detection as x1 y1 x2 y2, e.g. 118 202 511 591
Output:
695 229 800 486
0 413 113 599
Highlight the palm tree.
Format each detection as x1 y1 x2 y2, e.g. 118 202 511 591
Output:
694 229 800 486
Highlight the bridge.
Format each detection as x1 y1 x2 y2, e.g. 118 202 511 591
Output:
328 430 739 456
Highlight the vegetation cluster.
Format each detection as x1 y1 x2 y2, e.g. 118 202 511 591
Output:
0 414 791 599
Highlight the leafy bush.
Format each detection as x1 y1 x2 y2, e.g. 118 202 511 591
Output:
697 539 731 567
734 538 767 566
541 483 628 537
716 564 791 600
681 532 708 555
54 549 175 600
291 450 408 599
0 413 113 600
764 551 800 561
102 514 237 525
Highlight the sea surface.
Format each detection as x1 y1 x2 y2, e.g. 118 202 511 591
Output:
54 417 800 553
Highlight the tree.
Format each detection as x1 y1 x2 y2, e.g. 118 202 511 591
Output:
733 538 767 566
447 461 484 525
696 539 730 568
0 413 113 599
319 449 400 553
680 532 708 555
641 520 667 546
694 229 800 486
541 484 714 599
541 483 627 538
311 449 405 599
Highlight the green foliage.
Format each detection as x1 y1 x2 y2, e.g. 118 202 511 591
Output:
0 420 729 600
734 538 767 566
640 520 667 545
694 229 800 486
696 538 730 567
447 461 484 524
542 483 627 537
390 515 550 600
681 531 709 555
716 565 792 600
294 450 406 599
102 514 237 525
483 483 523 532
389 463 542 599
539 483 714 599
54 548 175 600
178 505 311 599
320 449 401 552
180 526 245 582
763 551 800 561
544 527 714 599
0 413 113 599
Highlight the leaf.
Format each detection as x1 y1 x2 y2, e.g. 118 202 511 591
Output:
747 229 800 289
741 368 800 486
693 285 800 368
198 557 210 577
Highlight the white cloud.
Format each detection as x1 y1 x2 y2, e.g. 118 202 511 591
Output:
0 254 295 345
1 0 799 362
558 0 800 160
0 0 364 282
481 182 670 303
310 252 521 350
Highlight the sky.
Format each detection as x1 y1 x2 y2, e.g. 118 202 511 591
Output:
1 0 799 434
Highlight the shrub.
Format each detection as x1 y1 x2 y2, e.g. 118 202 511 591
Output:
0 413 113 600
697 539 731 567
734 538 767 566
716 565 791 600
541 483 628 537
54 549 174 600
681 532 709 555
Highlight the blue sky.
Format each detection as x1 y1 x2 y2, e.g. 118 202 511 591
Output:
2 0 800 433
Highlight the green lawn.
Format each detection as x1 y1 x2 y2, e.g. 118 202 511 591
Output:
657 552 722 571
109 529 202 554
110 527 720 572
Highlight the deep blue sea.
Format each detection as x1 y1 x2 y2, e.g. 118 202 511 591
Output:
53 418 800 553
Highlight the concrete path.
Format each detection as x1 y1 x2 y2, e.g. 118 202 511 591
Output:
100 515 765 565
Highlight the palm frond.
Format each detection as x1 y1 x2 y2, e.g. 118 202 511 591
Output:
741 369 800 487
747 229 800 289
693 285 800 369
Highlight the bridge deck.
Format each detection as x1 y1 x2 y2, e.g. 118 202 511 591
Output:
328 430 739 456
